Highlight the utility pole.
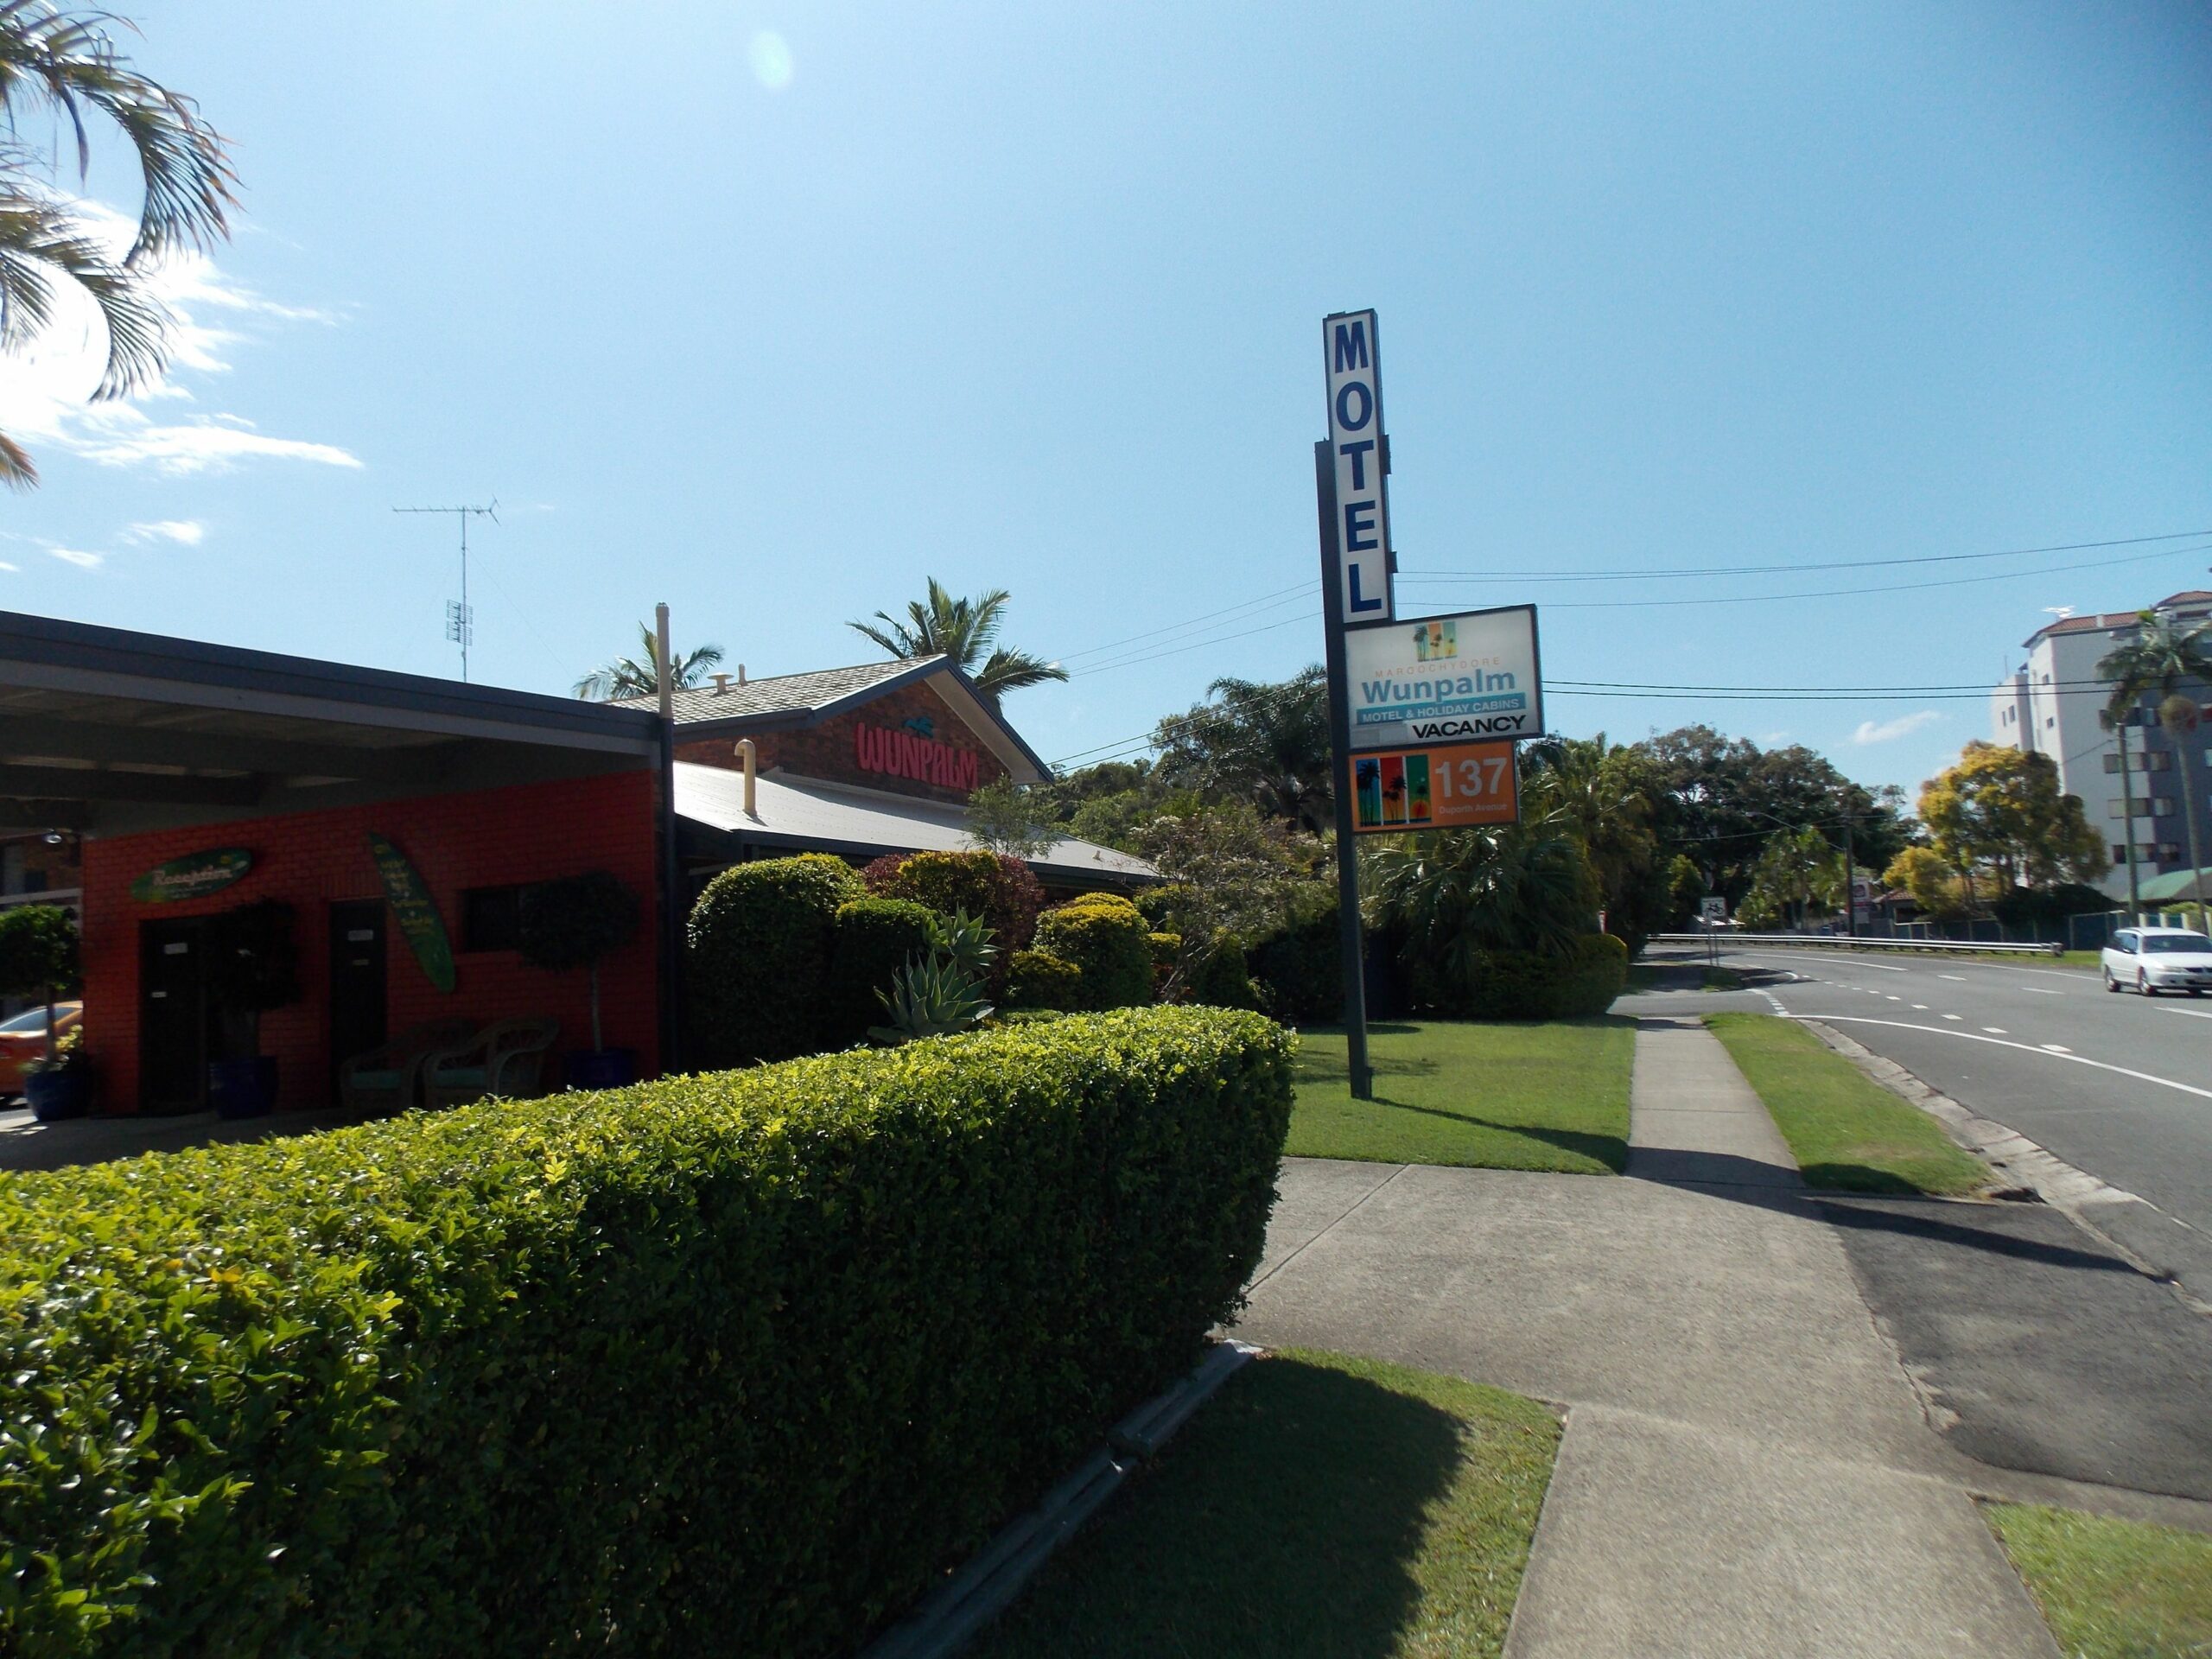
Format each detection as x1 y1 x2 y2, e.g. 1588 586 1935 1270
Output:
1840 811 1854 938
395 501 498 682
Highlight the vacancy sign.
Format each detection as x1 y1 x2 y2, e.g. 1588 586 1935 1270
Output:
1350 740 1517 833
1324 309 1394 623
1344 602 1543 750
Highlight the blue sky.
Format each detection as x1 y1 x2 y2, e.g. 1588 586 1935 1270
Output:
5 2 2208 797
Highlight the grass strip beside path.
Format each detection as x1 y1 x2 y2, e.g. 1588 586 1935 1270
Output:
1705 1013 1988 1196
970 1350 1561 1659
1985 1502 2212 1659
1291 1020 1632 1173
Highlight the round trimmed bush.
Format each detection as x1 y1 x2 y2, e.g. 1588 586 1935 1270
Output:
862 850 1044 958
687 853 864 1064
1186 944 1258 1010
826 898 939 1048
1033 893 1153 1010
1003 950 1083 1012
1249 915 1340 1023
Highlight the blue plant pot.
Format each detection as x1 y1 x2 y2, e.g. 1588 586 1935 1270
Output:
565 1048 638 1090
25 1070 91 1122
209 1056 278 1119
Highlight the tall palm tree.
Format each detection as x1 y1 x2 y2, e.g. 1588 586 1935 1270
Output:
573 621 725 701
849 579 1067 706
1 3 235 486
2099 610 2212 913
1153 669 1332 833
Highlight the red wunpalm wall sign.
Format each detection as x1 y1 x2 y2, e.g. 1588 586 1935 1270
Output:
855 722 982 791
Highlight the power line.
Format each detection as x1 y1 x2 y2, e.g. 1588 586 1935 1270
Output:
1399 527 2212 582
1052 583 1310 665
1410 542 2212 610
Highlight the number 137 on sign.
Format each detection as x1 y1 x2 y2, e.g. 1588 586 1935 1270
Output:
1350 740 1519 833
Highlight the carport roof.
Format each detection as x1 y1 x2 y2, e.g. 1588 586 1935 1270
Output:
0 610 664 837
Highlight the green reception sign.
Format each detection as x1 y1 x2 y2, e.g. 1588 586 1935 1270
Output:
130 847 253 905
367 831 455 993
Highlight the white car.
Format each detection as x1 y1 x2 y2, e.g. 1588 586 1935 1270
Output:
2101 926 2212 996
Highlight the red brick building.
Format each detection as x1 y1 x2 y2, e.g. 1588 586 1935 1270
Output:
0 614 1142 1116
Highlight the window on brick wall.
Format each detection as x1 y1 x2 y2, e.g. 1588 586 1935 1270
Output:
462 885 525 951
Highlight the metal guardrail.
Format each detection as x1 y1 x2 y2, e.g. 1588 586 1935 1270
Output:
1649 931 2064 959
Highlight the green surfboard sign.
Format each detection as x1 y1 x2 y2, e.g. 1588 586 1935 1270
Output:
367 831 456 993
130 847 253 905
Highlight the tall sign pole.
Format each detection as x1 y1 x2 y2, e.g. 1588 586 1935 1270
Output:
1316 437 1374 1100
1319 308 1395 1101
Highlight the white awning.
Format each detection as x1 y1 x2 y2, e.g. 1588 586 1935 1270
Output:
674 761 1154 885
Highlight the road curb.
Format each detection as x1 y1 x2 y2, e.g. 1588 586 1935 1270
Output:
1796 1018 2212 1316
861 1339 1262 1659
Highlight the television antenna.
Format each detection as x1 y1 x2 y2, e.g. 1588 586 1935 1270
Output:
394 500 498 681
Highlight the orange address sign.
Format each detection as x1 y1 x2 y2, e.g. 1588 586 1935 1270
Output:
1349 740 1518 833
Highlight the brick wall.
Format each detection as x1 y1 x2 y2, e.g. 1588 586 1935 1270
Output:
79 768 662 1115
675 680 1010 803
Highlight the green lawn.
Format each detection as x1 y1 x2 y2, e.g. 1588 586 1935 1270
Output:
1705 1013 1989 1196
1985 1502 2212 1659
969 1350 1561 1659
1289 1020 1634 1173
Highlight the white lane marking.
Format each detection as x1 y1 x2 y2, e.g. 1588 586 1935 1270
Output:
1938 975 1966 982
2043 1044 2071 1053
2019 987 2063 996
1942 1014 1961 1020
1911 1003 1929 1010
1982 1027 2007 1033
2161 1006 2212 1021
1796 1016 2212 1103
1885 995 1901 1001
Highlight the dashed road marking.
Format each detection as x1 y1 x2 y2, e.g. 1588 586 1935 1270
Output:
1942 1014 1962 1021
1795 1016 2212 1103
1938 975 1966 982
1982 1027 2007 1034
1910 1003 1929 1010
2043 1043 2071 1053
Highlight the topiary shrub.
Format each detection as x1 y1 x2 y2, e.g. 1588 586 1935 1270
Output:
1003 950 1083 1012
687 853 864 1063
518 872 641 1053
1033 893 1154 1010
861 850 1044 961
1147 931 1181 998
0 1007 1294 1659
825 898 940 1048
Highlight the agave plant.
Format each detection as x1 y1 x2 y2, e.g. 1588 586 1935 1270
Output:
868 950 995 1044
922 906 998 983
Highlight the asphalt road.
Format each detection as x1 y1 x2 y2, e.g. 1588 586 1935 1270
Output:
1627 943 2212 1506
1640 942 2212 1291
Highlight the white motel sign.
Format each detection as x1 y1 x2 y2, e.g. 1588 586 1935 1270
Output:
1323 309 1394 624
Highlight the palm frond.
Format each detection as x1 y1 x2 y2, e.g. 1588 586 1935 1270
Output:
0 425 34 487
0 192 167 394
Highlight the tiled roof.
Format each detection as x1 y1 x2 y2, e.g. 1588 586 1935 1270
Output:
613 657 937 724
2024 594 2212 648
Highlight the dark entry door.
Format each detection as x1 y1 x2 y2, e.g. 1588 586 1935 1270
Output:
328 901 387 1092
139 918 208 1112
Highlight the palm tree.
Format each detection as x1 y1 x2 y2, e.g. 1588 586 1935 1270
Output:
849 579 1067 706
1153 669 1332 833
573 621 726 700
2099 610 2212 913
1 4 235 486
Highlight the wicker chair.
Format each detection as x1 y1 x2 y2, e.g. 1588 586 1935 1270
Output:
337 1018 475 1114
422 1017 561 1110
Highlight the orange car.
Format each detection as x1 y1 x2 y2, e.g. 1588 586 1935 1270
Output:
0 1001 81 1100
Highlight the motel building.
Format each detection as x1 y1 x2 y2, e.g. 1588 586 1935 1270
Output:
0 610 1146 1118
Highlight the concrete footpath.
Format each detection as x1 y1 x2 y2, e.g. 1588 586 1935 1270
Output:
1236 1017 2062 1659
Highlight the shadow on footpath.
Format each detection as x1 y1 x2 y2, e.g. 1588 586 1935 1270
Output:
968 1359 1472 1659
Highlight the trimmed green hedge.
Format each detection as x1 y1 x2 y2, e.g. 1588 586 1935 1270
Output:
0 1008 1294 1657
826 896 940 1046
1033 895 1154 1011
862 850 1045 963
1428 933 1628 1020
687 852 863 1063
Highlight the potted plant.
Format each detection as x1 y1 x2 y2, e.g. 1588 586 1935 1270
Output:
0 903 80 1113
518 871 641 1088
204 899 301 1118
23 1024 91 1121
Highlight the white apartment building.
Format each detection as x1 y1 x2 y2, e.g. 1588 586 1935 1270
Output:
1990 589 2212 899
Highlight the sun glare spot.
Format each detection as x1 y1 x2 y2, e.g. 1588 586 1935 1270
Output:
749 31 795 91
